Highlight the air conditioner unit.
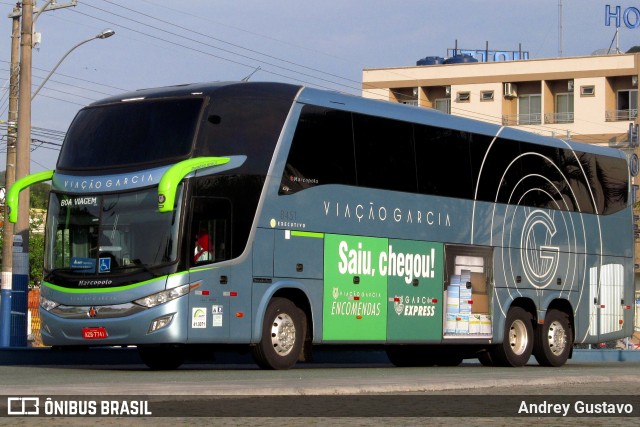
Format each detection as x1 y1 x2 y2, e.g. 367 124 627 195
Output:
445 85 451 96
504 83 517 98
568 80 574 92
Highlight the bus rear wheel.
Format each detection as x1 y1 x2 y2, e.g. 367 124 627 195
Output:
252 297 304 370
138 345 185 370
490 307 533 367
533 309 572 367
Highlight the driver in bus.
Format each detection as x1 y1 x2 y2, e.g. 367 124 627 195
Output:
194 229 213 263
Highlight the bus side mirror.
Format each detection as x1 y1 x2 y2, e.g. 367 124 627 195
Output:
6 170 54 223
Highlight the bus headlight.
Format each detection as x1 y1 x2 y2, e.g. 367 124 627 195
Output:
40 295 60 312
134 284 190 308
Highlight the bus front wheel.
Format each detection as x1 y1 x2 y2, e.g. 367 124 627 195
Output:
252 297 304 370
490 307 533 367
533 309 572 367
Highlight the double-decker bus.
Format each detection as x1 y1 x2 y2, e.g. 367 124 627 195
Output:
8 82 634 369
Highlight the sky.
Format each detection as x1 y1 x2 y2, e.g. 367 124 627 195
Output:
0 0 638 173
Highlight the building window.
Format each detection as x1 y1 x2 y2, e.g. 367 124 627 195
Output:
517 94 542 125
456 91 470 102
616 89 638 121
392 88 418 105
480 91 494 101
435 98 451 114
580 85 595 96
546 92 574 124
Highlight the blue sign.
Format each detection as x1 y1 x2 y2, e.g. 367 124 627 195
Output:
99 257 111 273
70 257 96 273
446 48 529 62
605 5 640 29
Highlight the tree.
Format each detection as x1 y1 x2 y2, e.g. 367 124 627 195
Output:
28 211 45 287
627 46 640 53
29 182 51 209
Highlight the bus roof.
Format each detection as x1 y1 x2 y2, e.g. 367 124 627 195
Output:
90 81 303 106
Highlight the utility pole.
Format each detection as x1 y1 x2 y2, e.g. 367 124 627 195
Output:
0 4 21 347
7 0 34 348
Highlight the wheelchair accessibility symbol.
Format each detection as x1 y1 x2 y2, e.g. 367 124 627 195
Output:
99 257 111 273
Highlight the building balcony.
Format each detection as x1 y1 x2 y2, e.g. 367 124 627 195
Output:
605 109 638 122
544 112 574 124
502 113 542 126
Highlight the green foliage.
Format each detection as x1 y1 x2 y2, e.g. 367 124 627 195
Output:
30 183 51 209
0 209 46 288
28 211 45 287
627 46 640 53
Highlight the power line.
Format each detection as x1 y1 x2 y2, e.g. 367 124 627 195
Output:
137 0 347 63
98 0 361 89
71 2 364 94
0 61 124 116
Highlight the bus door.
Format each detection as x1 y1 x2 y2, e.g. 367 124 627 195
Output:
187 197 233 341
588 260 625 342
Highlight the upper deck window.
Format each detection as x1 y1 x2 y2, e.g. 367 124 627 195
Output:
57 98 203 170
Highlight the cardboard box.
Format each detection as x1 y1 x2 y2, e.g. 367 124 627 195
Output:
472 292 489 313
470 272 487 294
469 313 481 334
480 314 492 335
446 286 460 314
455 313 469 334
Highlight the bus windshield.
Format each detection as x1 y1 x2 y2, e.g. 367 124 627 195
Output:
45 186 182 277
57 98 203 171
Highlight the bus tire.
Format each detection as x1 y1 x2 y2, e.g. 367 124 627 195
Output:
252 297 304 370
533 309 572 367
138 345 185 370
490 307 533 367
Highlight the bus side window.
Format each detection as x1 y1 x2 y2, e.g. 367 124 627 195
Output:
190 198 232 265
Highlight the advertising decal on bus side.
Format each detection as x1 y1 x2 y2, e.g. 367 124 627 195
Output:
323 234 444 341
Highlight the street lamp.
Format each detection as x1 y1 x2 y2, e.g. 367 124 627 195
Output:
31 28 115 100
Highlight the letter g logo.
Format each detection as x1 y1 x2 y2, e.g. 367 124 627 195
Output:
520 210 560 289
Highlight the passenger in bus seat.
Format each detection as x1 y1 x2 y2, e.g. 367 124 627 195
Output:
194 229 213 262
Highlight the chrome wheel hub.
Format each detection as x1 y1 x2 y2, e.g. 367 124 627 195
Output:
270 312 296 356
547 320 567 356
509 319 529 356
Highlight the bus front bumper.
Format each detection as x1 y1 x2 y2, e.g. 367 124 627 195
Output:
39 295 189 346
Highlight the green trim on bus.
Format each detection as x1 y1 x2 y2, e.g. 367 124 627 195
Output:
157 157 230 212
41 271 188 294
291 231 325 239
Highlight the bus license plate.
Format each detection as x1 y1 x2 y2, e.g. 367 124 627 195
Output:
82 327 108 340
